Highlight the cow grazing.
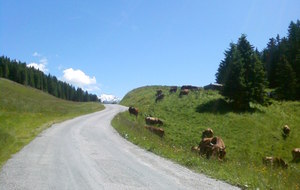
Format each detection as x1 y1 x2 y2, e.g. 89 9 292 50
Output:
145 117 163 125
144 126 164 137
209 136 226 160
202 128 214 139
283 125 290 136
155 94 165 102
128 107 138 118
263 157 288 169
156 90 163 97
179 89 189 97
169 86 177 93
199 136 226 160
292 148 300 162
181 85 199 91
199 137 213 158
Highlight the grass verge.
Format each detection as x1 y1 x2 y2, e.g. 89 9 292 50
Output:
0 78 104 167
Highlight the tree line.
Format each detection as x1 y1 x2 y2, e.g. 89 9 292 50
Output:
216 20 300 109
0 56 98 102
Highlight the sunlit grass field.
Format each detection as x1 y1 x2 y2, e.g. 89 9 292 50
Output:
0 78 104 167
112 85 300 189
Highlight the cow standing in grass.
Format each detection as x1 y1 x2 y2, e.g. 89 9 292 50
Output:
202 128 214 139
145 117 163 125
263 157 288 169
282 125 290 138
144 126 164 138
292 148 300 162
179 89 189 97
199 136 226 160
128 107 138 118
169 86 177 93
156 90 163 97
155 94 165 102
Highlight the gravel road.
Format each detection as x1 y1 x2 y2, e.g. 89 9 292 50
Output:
0 104 239 190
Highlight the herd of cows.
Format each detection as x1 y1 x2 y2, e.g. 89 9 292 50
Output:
262 125 300 168
127 86 300 165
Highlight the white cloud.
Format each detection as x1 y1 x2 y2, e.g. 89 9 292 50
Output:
62 68 96 87
99 94 120 103
33 52 41 57
28 52 48 73
27 62 47 72
62 68 100 94
27 57 48 73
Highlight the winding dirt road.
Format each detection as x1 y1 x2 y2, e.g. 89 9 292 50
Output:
0 104 238 190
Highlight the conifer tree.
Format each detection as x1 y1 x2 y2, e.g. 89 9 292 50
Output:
220 35 266 109
276 56 297 100
221 47 248 109
215 43 236 84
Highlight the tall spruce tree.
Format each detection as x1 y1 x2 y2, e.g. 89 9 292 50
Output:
220 35 266 109
221 46 248 109
287 20 300 98
215 43 236 84
276 56 297 100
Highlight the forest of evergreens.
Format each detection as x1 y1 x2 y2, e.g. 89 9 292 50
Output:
0 56 98 102
216 20 300 108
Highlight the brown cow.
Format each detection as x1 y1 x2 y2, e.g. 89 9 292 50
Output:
292 148 300 162
199 137 213 158
145 117 163 125
128 107 138 118
179 89 189 97
181 85 199 91
156 90 163 97
283 125 290 136
209 136 226 160
202 128 214 139
199 136 226 160
155 94 165 102
169 86 177 93
263 157 288 169
144 126 164 137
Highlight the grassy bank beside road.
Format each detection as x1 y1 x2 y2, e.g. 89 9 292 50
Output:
0 78 104 167
112 86 300 189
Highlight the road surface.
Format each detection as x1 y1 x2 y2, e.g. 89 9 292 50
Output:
0 104 238 190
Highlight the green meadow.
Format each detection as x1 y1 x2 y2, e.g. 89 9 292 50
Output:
0 78 104 167
112 86 300 189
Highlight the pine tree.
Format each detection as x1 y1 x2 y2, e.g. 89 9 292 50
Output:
4 63 10 78
276 56 297 100
262 38 279 88
248 54 267 104
28 69 35 87
216 43 236 84
296 53 300 99
221 47 248 109
220 35 266 109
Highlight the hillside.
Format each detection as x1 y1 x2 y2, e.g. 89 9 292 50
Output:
112 86 300 189
0 78 104 167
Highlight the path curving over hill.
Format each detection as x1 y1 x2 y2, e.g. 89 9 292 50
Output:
0 104 238 190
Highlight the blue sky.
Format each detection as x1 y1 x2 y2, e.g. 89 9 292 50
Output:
1 0 299 99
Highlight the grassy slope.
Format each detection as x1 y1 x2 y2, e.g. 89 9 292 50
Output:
0 78 104 167
112 85 300 189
